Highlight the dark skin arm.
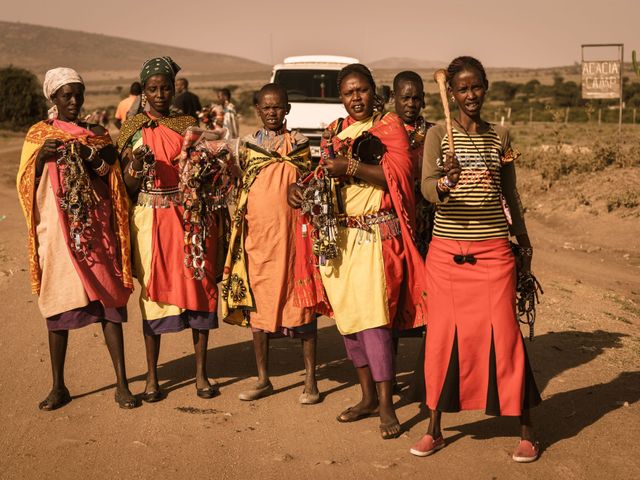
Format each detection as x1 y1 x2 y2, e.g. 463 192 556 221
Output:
325 155 387 188
515 233 532 274
287 155 388 209
35 139 63 178
287 182 304 209
121 147 148 196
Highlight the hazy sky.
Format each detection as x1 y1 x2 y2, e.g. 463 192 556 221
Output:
1 0 638 68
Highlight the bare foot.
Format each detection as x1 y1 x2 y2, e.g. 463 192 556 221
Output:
38 387 71 411
379 409 401 439
114 386 139 409
336 400 379 422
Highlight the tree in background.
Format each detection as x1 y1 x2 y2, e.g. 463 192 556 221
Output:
0 66 47 130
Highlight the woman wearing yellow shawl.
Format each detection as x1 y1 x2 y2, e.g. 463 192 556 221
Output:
16 68 136 410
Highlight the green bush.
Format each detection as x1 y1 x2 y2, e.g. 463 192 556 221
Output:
0 66 47 130
607 190 639 212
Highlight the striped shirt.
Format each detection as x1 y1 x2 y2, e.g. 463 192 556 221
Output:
431 126 509 240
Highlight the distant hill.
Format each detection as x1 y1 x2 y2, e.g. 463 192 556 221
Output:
369 57 447 70
0 21 270 81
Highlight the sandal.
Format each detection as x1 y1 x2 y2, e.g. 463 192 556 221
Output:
238 382 273 401
141 389 165 403
115 390 140 409
409 434 446 457
38 388 72 411
299 390 321 405
196 385 219 399
336 406 379 423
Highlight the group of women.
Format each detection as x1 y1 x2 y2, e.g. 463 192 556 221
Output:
17 55 541 462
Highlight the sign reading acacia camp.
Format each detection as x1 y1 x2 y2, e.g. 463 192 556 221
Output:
581 61 621 99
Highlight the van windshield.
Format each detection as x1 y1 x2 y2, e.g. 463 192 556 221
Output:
274 69 341 103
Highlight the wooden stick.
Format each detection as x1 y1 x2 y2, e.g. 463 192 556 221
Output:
434 69 455 156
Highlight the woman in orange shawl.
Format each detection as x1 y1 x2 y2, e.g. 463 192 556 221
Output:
289 64 427 439
16 68 136 410
118 57 218 402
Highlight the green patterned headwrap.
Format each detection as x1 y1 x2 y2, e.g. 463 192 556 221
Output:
140 56 181 85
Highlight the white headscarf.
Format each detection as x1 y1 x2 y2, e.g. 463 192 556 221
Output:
42 67 84 119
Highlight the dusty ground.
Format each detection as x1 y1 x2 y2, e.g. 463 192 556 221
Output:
0 126 639 480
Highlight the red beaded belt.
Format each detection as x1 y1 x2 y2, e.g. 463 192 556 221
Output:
337 209 401 239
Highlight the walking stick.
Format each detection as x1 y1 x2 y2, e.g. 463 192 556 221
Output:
433 69 455 157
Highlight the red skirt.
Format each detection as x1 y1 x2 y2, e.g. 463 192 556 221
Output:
424 237 540 416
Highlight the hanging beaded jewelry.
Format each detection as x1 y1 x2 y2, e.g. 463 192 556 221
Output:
55 141 96 261
180 129 235 280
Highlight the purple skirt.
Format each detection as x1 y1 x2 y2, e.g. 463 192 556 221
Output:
343 327 395 382
46 301 127 331
143 310 218 336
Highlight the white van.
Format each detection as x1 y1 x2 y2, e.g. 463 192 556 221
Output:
270 55 359 159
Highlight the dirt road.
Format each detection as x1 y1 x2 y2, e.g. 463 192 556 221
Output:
0 139 638 480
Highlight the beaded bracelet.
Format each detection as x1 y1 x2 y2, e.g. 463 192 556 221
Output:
346 157 360 177
85 145 98 164
127 161 144 179
437 176 450 192
93 159 110 176
516 245 534 257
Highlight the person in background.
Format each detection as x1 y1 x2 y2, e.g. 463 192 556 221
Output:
114 82 142 129
389 71 434 399
172 77 202 119
391 71 435 256
217 88 239 138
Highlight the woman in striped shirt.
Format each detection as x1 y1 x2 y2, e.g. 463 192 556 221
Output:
410 57 541 462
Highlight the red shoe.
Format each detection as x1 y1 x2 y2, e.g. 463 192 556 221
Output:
409 434 446 457
512 439 540 463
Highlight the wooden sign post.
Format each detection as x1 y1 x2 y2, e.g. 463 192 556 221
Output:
581 44 624 133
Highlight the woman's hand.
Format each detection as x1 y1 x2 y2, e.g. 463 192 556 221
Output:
443 152 461 184
131 146 151 170
325 155 349 178
287 183 304 209
78 143 94 163
520 252 532 275
36 139 62 165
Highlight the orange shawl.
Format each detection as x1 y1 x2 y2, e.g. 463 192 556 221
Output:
16 120 133 294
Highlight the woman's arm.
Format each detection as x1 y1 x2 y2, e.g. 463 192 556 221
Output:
35 139 62 178
323 155 387 189
421 126 458 203
121 147 144 196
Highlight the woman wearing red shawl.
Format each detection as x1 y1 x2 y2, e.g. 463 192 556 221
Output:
118 57 218 402
16 67 136 410
289 64 426 439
